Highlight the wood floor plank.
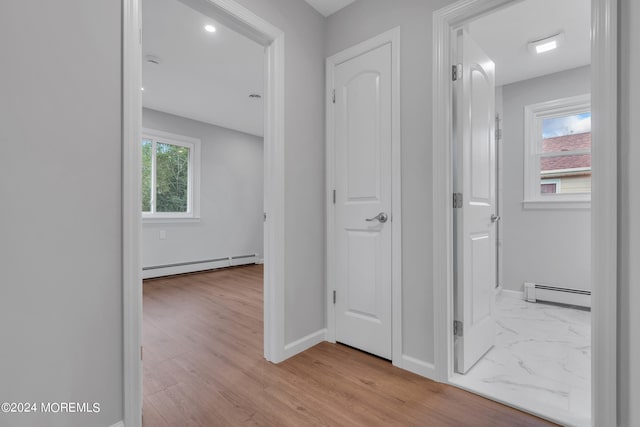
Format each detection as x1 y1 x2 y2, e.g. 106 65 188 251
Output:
143 265 557 427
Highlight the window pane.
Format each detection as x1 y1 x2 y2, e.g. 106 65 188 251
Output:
540 113 591 195
540 154 591 194
542 112 591 139
540 181 558 194
155 142 189 213
141 139 153 212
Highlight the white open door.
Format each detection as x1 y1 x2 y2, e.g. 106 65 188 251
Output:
453 29 497 374
332 42 393 360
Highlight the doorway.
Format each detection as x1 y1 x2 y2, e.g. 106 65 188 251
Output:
123 0 285 425
432 0 617 426
139 0 267 423
451 3 593 424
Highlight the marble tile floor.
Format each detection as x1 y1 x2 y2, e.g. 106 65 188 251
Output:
451 292 591 427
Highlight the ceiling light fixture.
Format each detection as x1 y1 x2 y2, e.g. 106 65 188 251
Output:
204 25 216 33
528 32 565 54
144 54 162 65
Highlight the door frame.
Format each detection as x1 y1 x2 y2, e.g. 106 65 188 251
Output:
123 0 285 425
432 0 617 426
325 27 403 367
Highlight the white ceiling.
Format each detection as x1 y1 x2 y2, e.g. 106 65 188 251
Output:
142 0 264 137
142 0 589 136
468 0 590 86
303 0 356 17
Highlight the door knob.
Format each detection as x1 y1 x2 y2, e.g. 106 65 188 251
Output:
366 212 388 223
491 214 501 223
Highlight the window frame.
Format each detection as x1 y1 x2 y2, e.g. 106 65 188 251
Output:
141 128 201 221
523 93 591 210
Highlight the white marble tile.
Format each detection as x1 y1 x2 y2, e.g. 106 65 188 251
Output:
452 293 591 427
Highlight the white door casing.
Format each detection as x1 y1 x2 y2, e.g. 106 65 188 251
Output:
333 42 393 359
453 29 497 374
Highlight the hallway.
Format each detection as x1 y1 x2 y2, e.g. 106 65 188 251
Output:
142 265 556 426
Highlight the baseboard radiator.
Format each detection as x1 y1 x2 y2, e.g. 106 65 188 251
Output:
143 254 258 279
523 282 591 309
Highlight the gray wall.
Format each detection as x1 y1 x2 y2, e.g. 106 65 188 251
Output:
0 0 326 425
619 1 640 425
329 3 640 425
0 1 123 427
326 0 454 367
500 66 591 292
1 0 639 425
232 0 326 344
141 108 263 276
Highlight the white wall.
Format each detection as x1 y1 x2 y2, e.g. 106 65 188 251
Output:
619 1 640 425
230 0 326 345
2 0 638 425
181 0 327 346
141 108 263 278
0 2 123 427
327 8 640 426
0 0 326 424
500 66 591 292
326 0 455 368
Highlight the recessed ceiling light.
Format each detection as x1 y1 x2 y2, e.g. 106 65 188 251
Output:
141 87 145 91
528 32 564 55
535 40 557 54
204 25 216 33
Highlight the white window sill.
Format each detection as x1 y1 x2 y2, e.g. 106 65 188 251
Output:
142 216 201 224
522 199 591 210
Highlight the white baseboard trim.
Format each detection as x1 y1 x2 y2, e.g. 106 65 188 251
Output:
499 289 524 300
256 258 265 265
282 329 327 360
142 256 257 279
401 354 438 381
110 421 124 427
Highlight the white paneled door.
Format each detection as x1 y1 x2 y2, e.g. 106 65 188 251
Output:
453 29 497 374
333 42 393 360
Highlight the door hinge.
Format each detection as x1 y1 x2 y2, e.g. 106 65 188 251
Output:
452 64 461 81
332 89 336 104
453 192 463 209
333 189 336 204
453 320 463 337
263 212 267 222
140 346 143 360
333 290 336 304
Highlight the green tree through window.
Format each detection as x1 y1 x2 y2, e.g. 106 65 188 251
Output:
155 142 189 212
142 139 152 212
142 131 199 218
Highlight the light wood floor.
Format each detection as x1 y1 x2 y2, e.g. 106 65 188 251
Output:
143 264 557 427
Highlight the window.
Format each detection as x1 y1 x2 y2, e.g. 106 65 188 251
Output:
142 129 201 220
523 94 591 209
540 178 561 194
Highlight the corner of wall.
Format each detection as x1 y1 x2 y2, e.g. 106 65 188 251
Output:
282 329 327 360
